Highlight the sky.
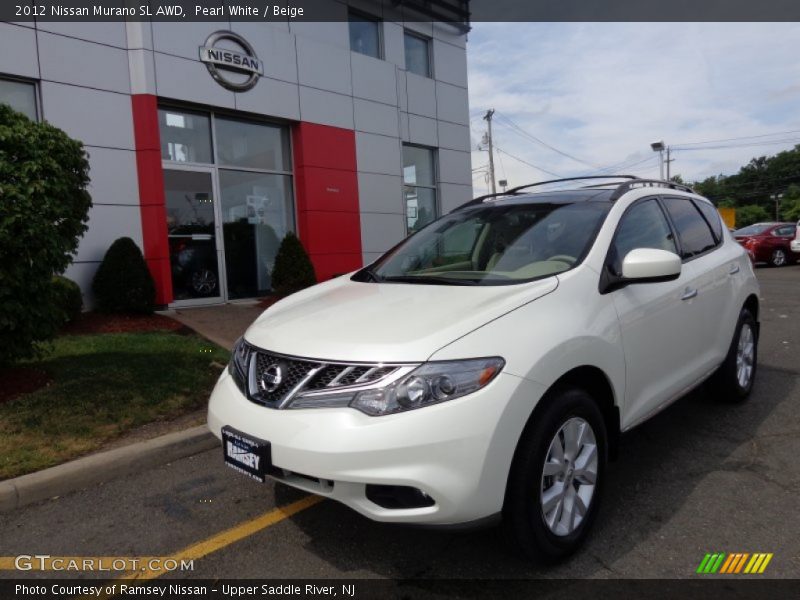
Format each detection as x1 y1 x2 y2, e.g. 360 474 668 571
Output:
466 23 800 195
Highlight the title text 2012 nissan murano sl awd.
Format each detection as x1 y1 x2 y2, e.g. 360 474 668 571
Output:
208 176 760 561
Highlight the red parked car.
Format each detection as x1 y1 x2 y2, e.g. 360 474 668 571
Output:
733 222 798 266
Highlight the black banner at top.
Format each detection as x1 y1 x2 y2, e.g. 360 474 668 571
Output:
3 0 800 23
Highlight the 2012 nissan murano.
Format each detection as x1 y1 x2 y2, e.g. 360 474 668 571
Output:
208 176 760 561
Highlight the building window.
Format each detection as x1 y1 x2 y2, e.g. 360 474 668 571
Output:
158 106 295 302
348 11 382 59
0 77 38 121
158 108 213 164
403 144 438 233
404 31 431 77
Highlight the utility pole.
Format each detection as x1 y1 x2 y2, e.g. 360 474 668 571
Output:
483 109 496 194
665 147 675 180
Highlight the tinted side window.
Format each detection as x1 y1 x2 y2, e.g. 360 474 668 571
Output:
774 225 795 236
663 197 717 259
693 199 723 241
611 199 677 275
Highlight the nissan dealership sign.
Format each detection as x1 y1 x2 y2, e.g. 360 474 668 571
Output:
199 31 263 92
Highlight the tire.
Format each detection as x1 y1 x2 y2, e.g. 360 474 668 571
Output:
503 387 607 562
710 308 758 402
770 248 787 267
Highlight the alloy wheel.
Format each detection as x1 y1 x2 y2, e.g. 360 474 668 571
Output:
736 323 755 388
772 249 787 266
540 417 598 536
192 269 218 295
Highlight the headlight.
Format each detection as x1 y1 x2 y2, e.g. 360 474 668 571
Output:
228 337 250 392
287 357 505 416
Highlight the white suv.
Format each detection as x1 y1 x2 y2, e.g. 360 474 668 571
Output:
208 176 760 561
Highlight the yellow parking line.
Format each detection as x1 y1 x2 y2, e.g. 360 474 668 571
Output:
124 494 323 582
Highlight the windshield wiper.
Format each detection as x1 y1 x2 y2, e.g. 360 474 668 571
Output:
380 275 479 286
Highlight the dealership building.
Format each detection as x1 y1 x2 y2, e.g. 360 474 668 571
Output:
0 3 472 306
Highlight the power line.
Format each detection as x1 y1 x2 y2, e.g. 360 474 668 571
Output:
672 129 800 147
493 113 601 169
673 138 800 152
494 147 563 178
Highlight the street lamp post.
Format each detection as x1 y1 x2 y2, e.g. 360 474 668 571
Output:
771 193 784 220
651 140 665 180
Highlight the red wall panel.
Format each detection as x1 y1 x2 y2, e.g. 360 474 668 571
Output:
131 94 172 305
292 122 363 281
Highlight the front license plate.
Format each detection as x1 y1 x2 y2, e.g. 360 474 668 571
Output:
222 426 272 482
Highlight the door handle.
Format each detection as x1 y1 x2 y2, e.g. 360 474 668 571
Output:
728 264 740 275
681 287 698 301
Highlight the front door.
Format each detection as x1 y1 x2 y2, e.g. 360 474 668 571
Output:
164 168 224 305
606 197 700 429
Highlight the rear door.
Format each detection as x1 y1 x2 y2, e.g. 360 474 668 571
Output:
662 196 735 371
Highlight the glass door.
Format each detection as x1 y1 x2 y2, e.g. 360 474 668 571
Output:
163 168 224 304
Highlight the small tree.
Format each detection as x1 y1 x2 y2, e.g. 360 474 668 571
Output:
92 237 156 313
270 233 316 296
0 104 91 364
51 275 83 324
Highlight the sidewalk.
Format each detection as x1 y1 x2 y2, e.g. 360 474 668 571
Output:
167 301 266 350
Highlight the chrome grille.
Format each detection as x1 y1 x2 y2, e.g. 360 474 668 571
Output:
242 343 406 409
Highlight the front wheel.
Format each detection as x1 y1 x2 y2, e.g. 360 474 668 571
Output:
710 308 757 402
503 388 607 562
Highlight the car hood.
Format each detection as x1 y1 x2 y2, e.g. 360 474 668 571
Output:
244 275 558 362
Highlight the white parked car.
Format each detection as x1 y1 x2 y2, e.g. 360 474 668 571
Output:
791 220 800 254
208 176 760 561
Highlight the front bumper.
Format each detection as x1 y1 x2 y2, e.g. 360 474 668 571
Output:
207 369 544 524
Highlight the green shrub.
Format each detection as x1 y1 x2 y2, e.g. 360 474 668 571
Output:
0 104 91 365
92 237 156 313
270 233 316 296
51 276 83 324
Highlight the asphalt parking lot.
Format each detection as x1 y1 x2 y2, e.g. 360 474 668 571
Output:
1 265 799 581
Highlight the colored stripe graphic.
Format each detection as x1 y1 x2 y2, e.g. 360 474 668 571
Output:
698 552 773 574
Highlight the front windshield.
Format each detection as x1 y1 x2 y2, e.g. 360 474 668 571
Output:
734 223 771 236
360 201 611 285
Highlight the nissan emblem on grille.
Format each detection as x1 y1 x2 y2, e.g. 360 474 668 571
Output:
259 363 284 393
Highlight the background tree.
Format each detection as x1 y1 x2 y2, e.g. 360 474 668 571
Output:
0 104 91 364
734 205 771 228
693 144 800 212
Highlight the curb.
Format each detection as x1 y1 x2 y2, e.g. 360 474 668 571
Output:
0 425 219 513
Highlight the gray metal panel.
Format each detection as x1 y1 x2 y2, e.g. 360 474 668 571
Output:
354 98 400 137
357 172 404 215
41 81 135 149
356 131 402 176
435 80 469 125
154 52 236 109
408 114 439 147
360 212 406 253
296 35 352 96
0 23 39 79
298 86 354 129
38 32 130 94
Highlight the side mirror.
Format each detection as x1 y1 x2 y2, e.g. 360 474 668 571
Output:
621 248 682 282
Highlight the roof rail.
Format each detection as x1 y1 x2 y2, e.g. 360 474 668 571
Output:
607 179 696 201
455 175 639 211
505 175 638 195
454 176 697 212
